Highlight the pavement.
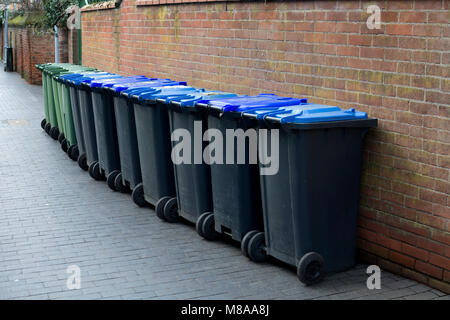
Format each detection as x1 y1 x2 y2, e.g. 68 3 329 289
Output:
0 68 448 300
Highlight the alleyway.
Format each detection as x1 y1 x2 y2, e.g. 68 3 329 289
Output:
0 69 447 300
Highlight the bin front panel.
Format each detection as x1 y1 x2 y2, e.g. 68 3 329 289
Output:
258 129 296 265
46 75 58 127
113 97 142 188
61 85 77 145
287 127 367 273
208 116 263 242
134 102 176 205
78 88 99 165
69 86 85 154
169 111 213 223
51 79 64 131
91 92 121 175
42 73 49 121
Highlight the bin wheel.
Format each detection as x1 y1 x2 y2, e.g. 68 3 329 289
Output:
44 122 51 134
88 161 104 181
41 118 46 130
77 153 88 171
114 173 130 193
58 132 65 143
297 252 324 286
247 232 267 263
107 170 121 191
196 212 210 238
131 183 147 207
61 139 69 153
50 127 59 140
201 213 219 241
68 145 79 161
163 197 179 223
241 230 259 258
155 196 171 221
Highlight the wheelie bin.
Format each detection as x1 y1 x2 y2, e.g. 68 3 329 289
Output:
40 64 71 139
242 104 377 285
59 72 109 162
193 94 302 243
35 64 51 131
71 73 121 172
86 76 150 185
156 91 238 225
57 71 107 161
107 79 189 201
40 64 92 140
129 86 200 213
54 67 97 152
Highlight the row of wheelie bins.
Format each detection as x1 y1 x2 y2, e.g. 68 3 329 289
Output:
36 63 377 285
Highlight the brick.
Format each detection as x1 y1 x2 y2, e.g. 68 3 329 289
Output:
428 12 449 23
389 251 415 269
416 212 448 232
397 87 424 101
386 24 412 36
415 261 443 279
429 253 450 271
415 0 443 10
416 238 446 255
399 12 427 23
419 189 447 206
402 243 429 262
412 25 442 37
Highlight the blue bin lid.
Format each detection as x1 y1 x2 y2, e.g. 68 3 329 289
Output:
89 75 148 88
59 72 109 83
113 79 186 93
259 104 368 124
71 74 121 86
121 83 188 98
169 91 238 108
242 101 318 120
200 94 304 113
283 107 367 124
138 86 199 103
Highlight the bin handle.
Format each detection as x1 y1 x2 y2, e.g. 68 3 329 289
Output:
279 111 304 124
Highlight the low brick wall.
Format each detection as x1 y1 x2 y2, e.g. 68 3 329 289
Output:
81 0 449 292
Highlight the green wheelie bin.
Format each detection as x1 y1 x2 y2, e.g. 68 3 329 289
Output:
38 64 69 138
36 63 92 141
54 67 97 154
50 65 95 144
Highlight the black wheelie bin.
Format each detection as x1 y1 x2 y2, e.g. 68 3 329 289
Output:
156 91 238 224
242 104 377 285
58 71 106 161
86 76 149 186
194 94 302 244
71 73 121 172
129 86 200 214
106 79 189 200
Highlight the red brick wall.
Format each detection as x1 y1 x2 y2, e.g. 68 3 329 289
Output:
5 26 69 84
68 28 81 65
58 27 69 64
81 0 450 292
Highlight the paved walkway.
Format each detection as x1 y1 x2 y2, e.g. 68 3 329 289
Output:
0 69 447 300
